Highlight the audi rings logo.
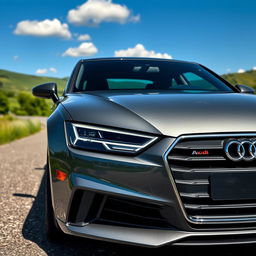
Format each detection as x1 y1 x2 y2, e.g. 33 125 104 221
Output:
224 140 256 161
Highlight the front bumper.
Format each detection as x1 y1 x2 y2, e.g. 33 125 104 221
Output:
49 133 256 247
57 220 256 247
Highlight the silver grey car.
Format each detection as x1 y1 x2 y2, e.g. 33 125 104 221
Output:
32 58 256 247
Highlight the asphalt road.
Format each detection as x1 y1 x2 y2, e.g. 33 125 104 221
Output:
0 119 255 255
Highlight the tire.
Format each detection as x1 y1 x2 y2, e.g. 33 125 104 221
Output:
45 163 64 241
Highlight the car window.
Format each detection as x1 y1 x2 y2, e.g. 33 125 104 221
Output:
73 60 234 92
75 64 84 90
171 72 218 90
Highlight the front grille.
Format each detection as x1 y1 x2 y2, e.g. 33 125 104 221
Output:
167 134 256 226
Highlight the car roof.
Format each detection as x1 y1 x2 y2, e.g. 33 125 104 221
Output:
80 57 198 65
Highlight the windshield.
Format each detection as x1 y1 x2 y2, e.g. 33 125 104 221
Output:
73 60 233 93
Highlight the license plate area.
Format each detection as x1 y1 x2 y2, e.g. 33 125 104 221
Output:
211 172 256 201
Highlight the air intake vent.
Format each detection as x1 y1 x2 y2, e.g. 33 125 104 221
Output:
68 190 174 229
98 196 173 229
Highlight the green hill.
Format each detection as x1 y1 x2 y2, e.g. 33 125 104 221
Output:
0 69 68 94
222 70 256 89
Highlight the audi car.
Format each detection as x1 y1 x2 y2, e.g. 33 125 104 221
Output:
32 58 256 247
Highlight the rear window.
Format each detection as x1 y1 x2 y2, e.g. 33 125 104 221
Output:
72 60 233 92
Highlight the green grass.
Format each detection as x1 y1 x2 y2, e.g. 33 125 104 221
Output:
0 115 42 145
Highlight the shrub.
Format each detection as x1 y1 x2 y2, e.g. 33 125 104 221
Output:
12 107 28 116
14 91 51 116
0 91 10 114
5 91 15 97
0 116 42 144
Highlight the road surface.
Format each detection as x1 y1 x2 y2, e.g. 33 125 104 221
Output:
0 118 253 255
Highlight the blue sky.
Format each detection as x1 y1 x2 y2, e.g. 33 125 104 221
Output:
0 0 256 77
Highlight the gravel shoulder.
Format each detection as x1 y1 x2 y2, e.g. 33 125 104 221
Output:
0 118 252 255
0 122 47 255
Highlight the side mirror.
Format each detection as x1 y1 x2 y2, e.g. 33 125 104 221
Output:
32 83 59 103
235 84 255 94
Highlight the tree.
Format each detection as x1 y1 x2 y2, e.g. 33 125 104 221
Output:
0 91 10 114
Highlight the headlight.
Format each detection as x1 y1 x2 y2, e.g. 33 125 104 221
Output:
65 122 158 154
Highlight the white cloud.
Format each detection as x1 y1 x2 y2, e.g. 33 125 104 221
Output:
35 68 48 75
14 18 72 39
226 68 231 73
237 68 245 73
77 34 91 41
130 14 140 23
252 67 256 71
49 67 57 73
62 42 98 57
35 67 58 75
13 55 19 61
67 0 140 26
114 44 172 59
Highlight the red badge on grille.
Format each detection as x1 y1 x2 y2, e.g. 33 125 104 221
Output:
192 150 209 155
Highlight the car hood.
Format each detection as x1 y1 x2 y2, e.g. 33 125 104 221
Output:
61 91 256 137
